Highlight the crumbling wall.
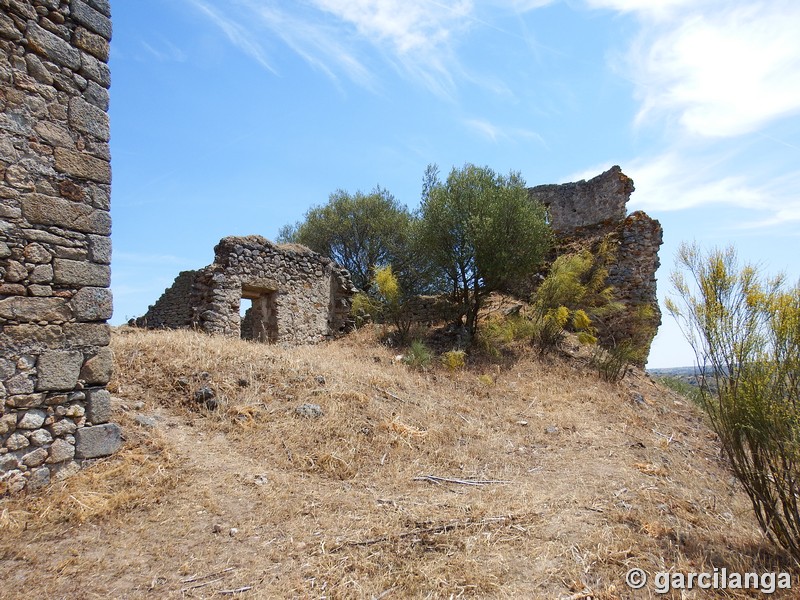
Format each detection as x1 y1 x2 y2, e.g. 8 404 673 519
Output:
0 0 120 495
138 236 356 344
133 270 196 329
530 166 632 234
528 166 663 364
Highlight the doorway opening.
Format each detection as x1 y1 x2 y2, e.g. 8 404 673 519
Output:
241 284 278 343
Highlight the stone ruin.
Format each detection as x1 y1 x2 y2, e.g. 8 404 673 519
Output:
0 0 118 495
529 165 663 361
137 236 357 344
140 168 662 363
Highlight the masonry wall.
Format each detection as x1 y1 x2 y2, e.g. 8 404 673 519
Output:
0 0 120 495
528 166 663 365
139 236 356 344
134 269 196 329
529 166 632 234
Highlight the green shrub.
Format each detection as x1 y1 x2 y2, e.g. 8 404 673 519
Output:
668 243 800 560
404 340 433 370
476 315 537 357
441 350 466 371
592 340 639 382
350 291 379 328
530 244 621 353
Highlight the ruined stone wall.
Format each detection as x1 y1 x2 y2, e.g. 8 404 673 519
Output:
0 0 119 495
139 236 356 344
528 166 663 364
529 166 632 234
134 270 196 329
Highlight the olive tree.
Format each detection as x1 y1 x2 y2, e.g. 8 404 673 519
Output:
279 187 411 291
416 163 551 338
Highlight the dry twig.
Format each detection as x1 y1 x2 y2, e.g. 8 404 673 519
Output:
413 475 511 486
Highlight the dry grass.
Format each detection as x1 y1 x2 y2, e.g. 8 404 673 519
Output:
0 325 795 599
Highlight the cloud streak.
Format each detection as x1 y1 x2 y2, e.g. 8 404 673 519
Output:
184 0 555 98
464 118 547 146
583 0 800 227
598 0 800 138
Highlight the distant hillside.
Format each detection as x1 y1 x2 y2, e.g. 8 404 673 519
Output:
648 366 722 394
1 328 793 598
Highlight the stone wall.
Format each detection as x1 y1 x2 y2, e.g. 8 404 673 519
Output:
133 269 196 329
528 166 663 363
138 236 356 344
0 0 119 495
529 166 632 234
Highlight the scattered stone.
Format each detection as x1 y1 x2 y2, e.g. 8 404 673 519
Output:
315 375 326 385
229 527 238 537
194 386 217 410
133 415 160 428
545 426 559 435
295 403 324 419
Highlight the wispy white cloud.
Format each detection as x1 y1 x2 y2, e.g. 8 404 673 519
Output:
140 38 188 63
181 0 469 95
189 0 278 74
464 118 546 146
598 0 800 138
565 150 800 227
183 0 557 98
578 0 800 228
584 0 697 20
624 153 766 212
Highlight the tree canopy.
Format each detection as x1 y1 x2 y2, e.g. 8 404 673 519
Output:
278 187 411 291
416 163 552 337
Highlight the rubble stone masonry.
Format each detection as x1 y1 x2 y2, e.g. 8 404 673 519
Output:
0 0 119 495
529 166 663 363
138 236 357 345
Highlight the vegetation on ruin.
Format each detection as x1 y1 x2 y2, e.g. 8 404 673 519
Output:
352 265 415 342
416 163 552 339
283 163 552 342
668 243 800 561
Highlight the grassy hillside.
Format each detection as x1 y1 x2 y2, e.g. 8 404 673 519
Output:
0 327 793 599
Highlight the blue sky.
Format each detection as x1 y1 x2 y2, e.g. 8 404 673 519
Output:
108 0 800 368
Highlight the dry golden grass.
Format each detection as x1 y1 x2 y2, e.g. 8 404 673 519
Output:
0 325 795 599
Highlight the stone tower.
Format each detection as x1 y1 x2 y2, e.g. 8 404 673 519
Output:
0 0 118 495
